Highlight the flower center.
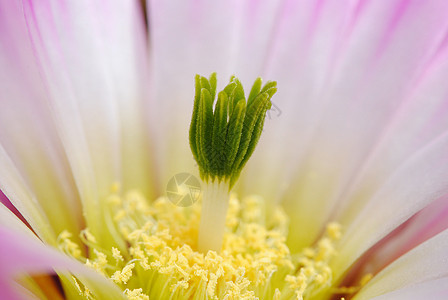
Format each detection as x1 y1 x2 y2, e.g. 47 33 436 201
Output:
57 187 341 300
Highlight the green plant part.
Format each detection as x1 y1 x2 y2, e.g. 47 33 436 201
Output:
189 73 277 190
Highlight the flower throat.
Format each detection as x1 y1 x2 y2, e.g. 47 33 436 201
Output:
56 74 348 300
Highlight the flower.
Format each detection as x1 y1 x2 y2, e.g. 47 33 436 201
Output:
1 0 448 299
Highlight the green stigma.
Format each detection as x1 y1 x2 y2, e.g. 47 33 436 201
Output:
189 73 277 189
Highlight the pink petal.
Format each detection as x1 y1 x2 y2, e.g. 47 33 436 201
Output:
396 194 448 254
0 191 27 226
0 202 36 239
332 131 448 280
334 30 448 230
351 193 448 278
0 1 82 242
0 226 125 300
369 278 448 300
277 0 448 251
0 0 152 244
0 145 57 243
354 228 448 299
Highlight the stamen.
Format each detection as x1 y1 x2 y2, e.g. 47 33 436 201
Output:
57 230 81 258
111 263 135 284
124 288 149 300
59 189 344 299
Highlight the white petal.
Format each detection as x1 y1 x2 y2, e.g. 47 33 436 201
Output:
147 0 239 183
1 1 152 242
329 40 448 273
0 226 125 300
0 145 58 244
357 193 448 275
369 278 448 300
261 0 448 251
0 1 83 241
335 35 448 227
332 131 448 279
354 229 448 299
0 203 37 240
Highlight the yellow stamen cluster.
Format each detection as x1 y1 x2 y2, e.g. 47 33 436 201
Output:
124 288 149 300
73 276 92 299
57 188 342 300
57 231 81 259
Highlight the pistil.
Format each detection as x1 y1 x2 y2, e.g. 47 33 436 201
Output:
197 181 229 252
189 73 277 253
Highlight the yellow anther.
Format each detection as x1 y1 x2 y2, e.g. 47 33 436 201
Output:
59 230 72 240
57 230 81 258
274 288 281 300
124 288 149 300
72 276 83 295
327 222 342 240
84 286 92 299
112 263 135 284
95 250 107 264
72 276 93 299
81 228 97 243
171 280 189 293
207 273 219 297
112 247 124 262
